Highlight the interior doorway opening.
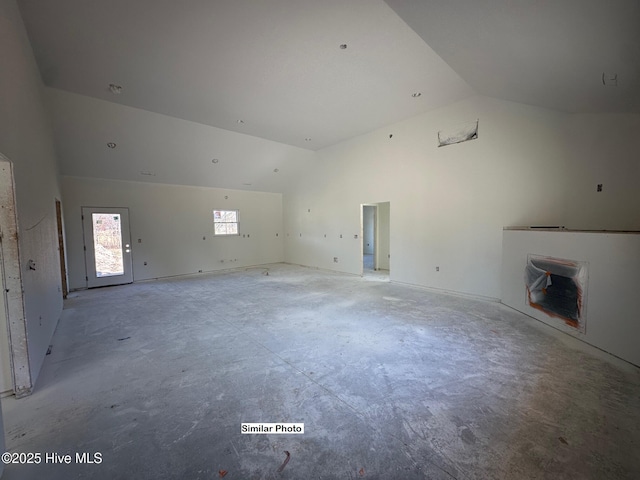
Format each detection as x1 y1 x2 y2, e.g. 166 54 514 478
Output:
361 202 390 279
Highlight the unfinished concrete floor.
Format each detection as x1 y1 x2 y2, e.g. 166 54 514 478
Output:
2 264 640 479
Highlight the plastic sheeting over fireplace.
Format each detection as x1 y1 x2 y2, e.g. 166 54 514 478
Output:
525 255 588 333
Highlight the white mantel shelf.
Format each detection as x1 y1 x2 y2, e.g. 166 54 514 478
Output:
504 226 640 234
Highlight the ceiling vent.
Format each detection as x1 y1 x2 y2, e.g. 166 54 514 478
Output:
437 119 479 147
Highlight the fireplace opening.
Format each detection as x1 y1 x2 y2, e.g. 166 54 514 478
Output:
525 255 588 332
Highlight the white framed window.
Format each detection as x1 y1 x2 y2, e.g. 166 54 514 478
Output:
213 210 239 235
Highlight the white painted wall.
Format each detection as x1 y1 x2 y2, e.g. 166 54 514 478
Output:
0 0 63 390
284 96 570 299
501 229 640 367
565 114 640 231
62 177 284 290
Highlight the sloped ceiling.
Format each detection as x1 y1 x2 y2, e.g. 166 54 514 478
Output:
385 0 640 114
16 0 640 191
18 0 472 150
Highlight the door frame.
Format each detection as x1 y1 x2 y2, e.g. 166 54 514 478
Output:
82 207 134 288
361 204 378 274
0 156 32 397
55 199 68 299
360 202 391 276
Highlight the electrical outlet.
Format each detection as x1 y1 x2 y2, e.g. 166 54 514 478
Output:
143 261 148 266
436 266 440 272
334 257 338 263
597 184 603 192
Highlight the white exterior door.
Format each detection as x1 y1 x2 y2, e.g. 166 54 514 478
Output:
82 207 133 288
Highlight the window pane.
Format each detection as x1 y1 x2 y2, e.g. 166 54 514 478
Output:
217 211 233 222
213 210 239 235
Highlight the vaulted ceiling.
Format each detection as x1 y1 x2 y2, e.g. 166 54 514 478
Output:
16 0 640 191
386 0 640 114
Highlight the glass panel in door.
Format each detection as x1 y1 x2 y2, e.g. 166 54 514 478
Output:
92 213 125 277
82 207 133 288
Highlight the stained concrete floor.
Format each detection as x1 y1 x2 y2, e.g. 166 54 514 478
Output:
2 263 640 479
